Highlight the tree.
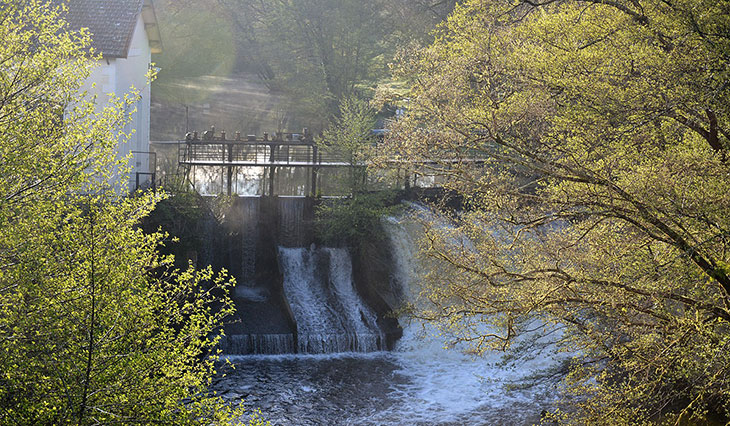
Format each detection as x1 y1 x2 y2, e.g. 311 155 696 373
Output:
151 0 457 132
319 96 377 193
0 2 258 424
381 0 730 423
217 0 391 121
152 0 237 105
211 0 456 125
315 97 400 253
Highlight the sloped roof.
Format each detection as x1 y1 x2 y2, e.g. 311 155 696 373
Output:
60 0 161 58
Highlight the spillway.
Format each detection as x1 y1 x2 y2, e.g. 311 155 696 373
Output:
279 247 385 354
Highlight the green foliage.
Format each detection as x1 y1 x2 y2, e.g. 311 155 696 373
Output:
209 0 455 122
314 87 402 248
319 96 377 193
316 191 401 250
322 97 378 163
382 0 730 423
143 189 207 261
0 2 249 424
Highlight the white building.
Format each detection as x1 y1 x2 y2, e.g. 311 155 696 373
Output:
63 0 162 191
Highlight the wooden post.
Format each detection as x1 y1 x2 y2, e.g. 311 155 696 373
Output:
221 141 226 193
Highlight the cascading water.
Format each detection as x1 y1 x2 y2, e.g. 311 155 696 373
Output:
382 216 418 301
325 248 385 352
371 206 574 424
278 197 305 247
279 247 384 354
220 334 295 355
239 196 259 286
215 201 574 425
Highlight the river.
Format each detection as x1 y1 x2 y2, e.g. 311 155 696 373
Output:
213 320 570 425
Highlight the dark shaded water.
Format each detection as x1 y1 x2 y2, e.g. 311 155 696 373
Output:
215 354 404 425
212 210 572 425
213 323 569 426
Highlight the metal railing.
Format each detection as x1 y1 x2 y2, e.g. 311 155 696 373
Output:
178 141 352 166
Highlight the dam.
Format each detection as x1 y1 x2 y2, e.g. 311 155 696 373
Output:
196 201 573 425
144 129 570 424
187 195 402 355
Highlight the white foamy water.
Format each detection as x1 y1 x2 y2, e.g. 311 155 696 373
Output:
371 320 570 425
278 247 384 353
326 248 385 351
214 203 572 424
220 334 295 355
217 319 570 425
382 216 418 301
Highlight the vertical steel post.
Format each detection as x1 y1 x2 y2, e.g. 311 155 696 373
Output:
311 145 319 197
268 143 276 196
226 142 233 196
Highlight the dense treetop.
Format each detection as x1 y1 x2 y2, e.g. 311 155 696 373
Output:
0 2 261 424
380 0 730 423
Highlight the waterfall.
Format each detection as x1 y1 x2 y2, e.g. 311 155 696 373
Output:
220 196 387 355
382 216 418 302
279 247 384 354
239 197 259 286
381 204 576 415
219 334 295 355
325 248 385 352
213 201 575 425
278 197 306 247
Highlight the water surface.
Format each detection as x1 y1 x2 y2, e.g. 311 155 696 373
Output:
214 324 568 425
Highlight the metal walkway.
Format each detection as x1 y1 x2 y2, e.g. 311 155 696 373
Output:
176 130 489 196
177 132 359 196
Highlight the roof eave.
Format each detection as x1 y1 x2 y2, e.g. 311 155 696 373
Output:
142 0 162 54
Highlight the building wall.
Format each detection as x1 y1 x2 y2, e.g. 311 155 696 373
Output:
81 15 153 191
116 15 152 156
116 15 153 190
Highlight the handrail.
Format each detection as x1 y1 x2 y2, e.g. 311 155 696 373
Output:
177 140 352 166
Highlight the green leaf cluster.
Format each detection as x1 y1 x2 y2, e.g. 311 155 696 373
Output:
0 2 255 424
319 96 378 194
382 0 730 423
316 191 401 252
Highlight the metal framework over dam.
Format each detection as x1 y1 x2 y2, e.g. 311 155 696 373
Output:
177 127 491 196
178 128 356 196
178 134 352 168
